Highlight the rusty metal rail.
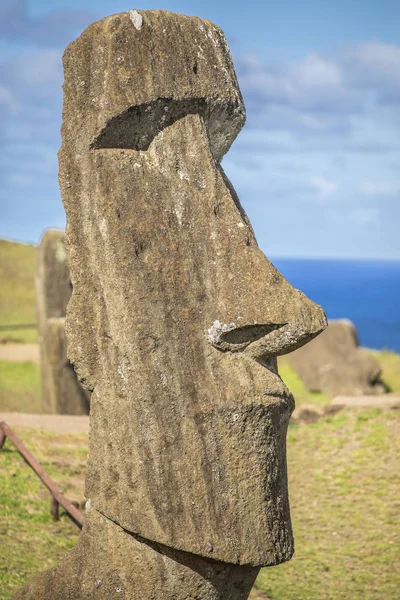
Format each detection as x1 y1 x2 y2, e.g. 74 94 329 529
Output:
0 421 84 529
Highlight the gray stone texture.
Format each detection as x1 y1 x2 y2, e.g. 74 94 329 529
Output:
36 230 89 415
15 507 259 599
286 319 385 398
17 10 327 599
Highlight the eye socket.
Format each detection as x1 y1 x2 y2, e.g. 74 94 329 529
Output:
89 97 244 162
220 323 284 346
90 98 205 151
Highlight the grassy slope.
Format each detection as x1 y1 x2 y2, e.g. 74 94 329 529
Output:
0 429 87 599
0 361 41 413
278 360 328 406
370 350 400 392
254 409 400 600
0 240 37 343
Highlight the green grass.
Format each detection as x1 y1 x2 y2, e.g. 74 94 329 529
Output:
372 349 400 393
278 360 329 407
0 239 37 343
0 361 41 413
254 408 400 600
0 428 87 599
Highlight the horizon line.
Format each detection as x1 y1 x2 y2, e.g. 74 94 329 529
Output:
1 236 400 262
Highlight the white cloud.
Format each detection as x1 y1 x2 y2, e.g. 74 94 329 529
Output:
310 176 337 198
343 42 400 101
0 0 95 47
237 52 352 113
12 49 62 87
358 180 400 197
7 173 34 187
0 48 63 145
349 207 380 228
0 84 15 111
236 40 400 136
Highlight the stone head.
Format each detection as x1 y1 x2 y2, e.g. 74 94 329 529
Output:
60 10 327 567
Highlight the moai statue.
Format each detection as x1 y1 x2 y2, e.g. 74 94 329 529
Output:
286 319 385 397
36 229 90 415
17 10 327 599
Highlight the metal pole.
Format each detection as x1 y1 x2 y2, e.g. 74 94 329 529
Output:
50 496 60 521
0 428 5 450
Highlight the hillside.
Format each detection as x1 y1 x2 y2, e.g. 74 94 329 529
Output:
0 239 37 343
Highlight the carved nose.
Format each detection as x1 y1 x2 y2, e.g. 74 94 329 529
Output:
208 289 327 359
244 293 327 359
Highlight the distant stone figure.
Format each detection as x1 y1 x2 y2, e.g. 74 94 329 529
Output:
286 319 384 397
35 229 89 415
17 10 326 599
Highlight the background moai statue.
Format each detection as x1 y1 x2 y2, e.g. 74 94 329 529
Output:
286 319 385 397
17 10 327 599
36 229 89 415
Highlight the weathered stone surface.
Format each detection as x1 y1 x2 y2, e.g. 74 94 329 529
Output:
36 230 71 327
35 230 89 415
45 317 90 414
17 9 327 599
286 319 384 398
14 508 259 599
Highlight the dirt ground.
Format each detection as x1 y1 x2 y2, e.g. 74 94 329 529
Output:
0 343 39 364
0 412 89 433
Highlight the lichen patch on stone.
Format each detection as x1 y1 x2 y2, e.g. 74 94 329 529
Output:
206 320 236 344
129 9 143 30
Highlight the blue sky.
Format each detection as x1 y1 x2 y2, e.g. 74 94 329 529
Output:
1 0 399 258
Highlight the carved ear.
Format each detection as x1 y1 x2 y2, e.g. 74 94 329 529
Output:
90 97 244 162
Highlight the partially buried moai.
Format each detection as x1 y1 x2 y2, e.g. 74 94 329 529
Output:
16 10 327 599
35 229 89 415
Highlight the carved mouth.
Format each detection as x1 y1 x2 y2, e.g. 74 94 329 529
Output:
254 358 294 409
262 382 295 410
206 320 295 406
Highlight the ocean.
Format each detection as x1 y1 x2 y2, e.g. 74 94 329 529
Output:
272 258 400 354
